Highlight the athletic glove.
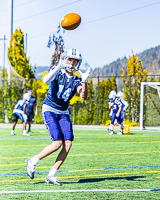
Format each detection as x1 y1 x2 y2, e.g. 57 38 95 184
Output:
78 67 91 82
57 53 72 69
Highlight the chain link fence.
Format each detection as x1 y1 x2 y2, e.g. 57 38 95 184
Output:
0 75 160 126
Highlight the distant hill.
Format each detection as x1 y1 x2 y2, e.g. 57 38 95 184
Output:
2 45 160 79
32 45 160 79
90 45 160 77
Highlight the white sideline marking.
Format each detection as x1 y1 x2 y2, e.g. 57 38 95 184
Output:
0 189 158 194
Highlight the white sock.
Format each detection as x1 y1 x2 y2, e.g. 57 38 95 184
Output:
23 130 26 134
48 167 57 177
31 155 40 165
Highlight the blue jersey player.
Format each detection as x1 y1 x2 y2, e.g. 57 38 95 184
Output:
11 93 31 136
26 89 38 133
26 48 91 185
108 94 122 135
108 90 117 134
116 91 129 135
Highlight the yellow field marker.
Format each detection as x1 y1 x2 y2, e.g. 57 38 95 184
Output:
1 140 160 148
0 150 160 161
1 170 160 183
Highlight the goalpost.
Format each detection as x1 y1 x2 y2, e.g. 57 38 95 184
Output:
140 82 160 130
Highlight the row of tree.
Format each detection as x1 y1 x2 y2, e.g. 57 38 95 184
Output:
0 29 160 125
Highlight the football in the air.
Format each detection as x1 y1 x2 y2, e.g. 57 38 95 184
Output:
61 13 81 30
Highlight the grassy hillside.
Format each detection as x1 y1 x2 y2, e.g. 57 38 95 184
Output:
90 45 160 77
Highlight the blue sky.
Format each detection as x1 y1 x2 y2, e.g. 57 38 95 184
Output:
0 0 160 70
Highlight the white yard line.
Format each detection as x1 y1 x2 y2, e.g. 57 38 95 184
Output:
0 189 159 194
0 123 159 131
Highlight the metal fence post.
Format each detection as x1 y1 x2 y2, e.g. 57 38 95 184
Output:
0 35 7 122
2 79 4 122
96 75 99 124
129 75 131 121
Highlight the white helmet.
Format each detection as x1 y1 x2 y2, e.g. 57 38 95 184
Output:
61 48 82 72
109 90 116 100
116 91 124 99
23 93 31 101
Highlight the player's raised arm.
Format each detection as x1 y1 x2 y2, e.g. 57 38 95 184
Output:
43 54 71 84
77 68 91 100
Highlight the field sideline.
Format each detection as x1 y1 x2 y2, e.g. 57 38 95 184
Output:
0 123 160 199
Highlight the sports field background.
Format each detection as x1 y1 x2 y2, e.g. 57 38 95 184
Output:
0 124 160 199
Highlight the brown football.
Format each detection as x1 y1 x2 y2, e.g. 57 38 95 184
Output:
61 13 81 30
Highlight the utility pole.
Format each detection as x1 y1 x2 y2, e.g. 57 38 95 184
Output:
0 35 7 122
25 33 27 55
24 33 27 92
96 68 100 124
9 0 13 43
8 0 13 84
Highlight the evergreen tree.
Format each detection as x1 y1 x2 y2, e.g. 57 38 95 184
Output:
149 77 156 94
8 29 35 78
96 76 117 125
3 29 36 122
121 52 148 122
32 72 48 123
111 74 117 92
87 79 94 100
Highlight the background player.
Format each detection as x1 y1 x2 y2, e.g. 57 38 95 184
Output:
25 48 90 185
116 91 129 135
108 90 117 134
108 91 122 135
11 93 31 136
26 89 38 133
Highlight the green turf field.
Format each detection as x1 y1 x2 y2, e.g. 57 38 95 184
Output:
0 124 160 199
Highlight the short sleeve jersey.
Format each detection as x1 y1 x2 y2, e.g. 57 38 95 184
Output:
120 99 127 111
111 99 122 113
14 99 28 111
43 68 83 111
26 96 37 113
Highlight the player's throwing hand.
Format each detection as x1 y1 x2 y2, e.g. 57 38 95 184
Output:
78 67 91 82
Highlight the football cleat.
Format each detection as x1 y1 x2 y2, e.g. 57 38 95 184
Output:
108 128 111 133
45 176 62 186
109 131 114 135
25 158 36 179
23 130 30 136
27 130 33 133
108 128 114 135
117 131 123 135
11 130 16 136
